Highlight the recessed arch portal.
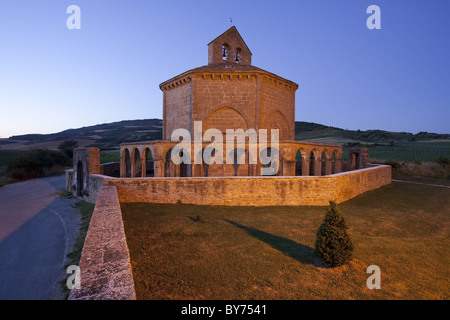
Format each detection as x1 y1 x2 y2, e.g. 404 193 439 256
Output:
144 148 154 177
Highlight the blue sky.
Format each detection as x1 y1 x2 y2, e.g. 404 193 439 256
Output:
0 0 449 138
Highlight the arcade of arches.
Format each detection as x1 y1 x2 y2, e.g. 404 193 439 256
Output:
120 141 343 178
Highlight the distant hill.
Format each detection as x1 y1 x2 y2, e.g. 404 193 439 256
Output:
295 122 450 145
0 119 449 151
0 119 163 151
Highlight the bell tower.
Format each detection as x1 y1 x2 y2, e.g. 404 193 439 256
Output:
207 26 252 65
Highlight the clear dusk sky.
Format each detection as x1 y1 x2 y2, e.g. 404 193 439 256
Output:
0 0 449 138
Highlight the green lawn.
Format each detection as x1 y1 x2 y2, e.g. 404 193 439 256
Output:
121 181 450 300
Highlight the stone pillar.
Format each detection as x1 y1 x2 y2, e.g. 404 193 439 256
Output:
72 147 101 198
192 163 202 177
88 148 101 175
325 158 332 175
250 164 257 176
130 152 136 178
302 159 310 176
283 160 296 176
256 162 262 176
154 160 164 177
335 158 342 173
141 160 145 178
314 157 321 176
348 147 370 170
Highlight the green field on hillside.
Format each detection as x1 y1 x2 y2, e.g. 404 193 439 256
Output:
345 141 450 162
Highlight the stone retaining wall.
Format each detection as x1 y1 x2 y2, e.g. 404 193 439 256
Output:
69 185 135 300
87 164 391 206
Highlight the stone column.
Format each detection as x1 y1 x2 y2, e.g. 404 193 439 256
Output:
153 160 164 177
314 157 321 176
130 153 136 178
302 159 310 176
325 158 332 175
192 163 202 177
335 158 342 173
283 160 296 176
88 148 101 175
141 159 147 178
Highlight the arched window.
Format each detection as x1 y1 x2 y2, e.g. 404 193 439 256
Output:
295 150 303 176
124 149 131 178
321 151 326 176
235 48 242 63
165 147 191 177
144 148 154 177
331 151 336 174
222 43 229 61
309 151 315 176
133 148 141 177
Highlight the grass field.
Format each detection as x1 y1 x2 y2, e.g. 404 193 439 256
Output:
121 181 450 300
100 150 121 163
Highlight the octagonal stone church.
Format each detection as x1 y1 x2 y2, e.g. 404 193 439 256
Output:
119 26 367 179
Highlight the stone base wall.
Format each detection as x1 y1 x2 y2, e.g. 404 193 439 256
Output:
89 164 390 206
101 162 120 177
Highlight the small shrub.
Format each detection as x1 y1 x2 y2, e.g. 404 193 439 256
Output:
436 156 450 167
315 201 354 268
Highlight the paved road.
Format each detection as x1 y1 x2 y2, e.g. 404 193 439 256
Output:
0 175 81 300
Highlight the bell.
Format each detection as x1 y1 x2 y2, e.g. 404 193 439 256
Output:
222 48 226 58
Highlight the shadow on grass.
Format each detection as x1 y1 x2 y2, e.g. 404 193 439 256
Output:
187 216 198 222
224 219 321 267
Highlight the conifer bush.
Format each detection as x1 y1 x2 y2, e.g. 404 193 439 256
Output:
315 201 354 268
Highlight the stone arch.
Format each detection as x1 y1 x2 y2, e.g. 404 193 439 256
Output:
295 149 306 176
332 148 343 174
123 148 131 178
222 43 230 61
331 150 336 174
143 148 154 177
201 146 223 177
229 148 252 176
263 110 290 141
321 150 327 176
204 106 249 137
235 47 242 63
132 148 142 177
309 149 320 176
164 147 191 177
